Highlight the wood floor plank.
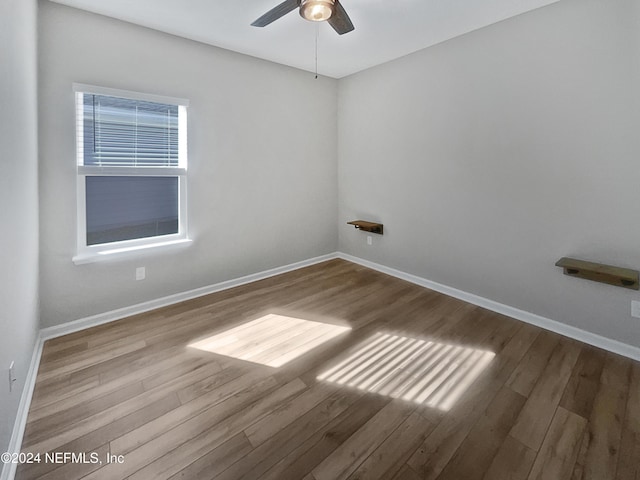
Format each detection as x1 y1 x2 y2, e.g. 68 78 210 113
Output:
260 394 388 480
616 360 640 480
600 352 633 391
345 411 433 480
624 361 640 434
40 341 89 364
167 432 253 480
560 346 606 419
244 380 338 447
506 330 560 397
175 365 261 405
614 427 640 480
495 323 542 370
481 315 523 353
404 312 533 480
213 388 363 480
29 373 100 411
26 354 202 423
120 379 308 480
22 381 145 447
527 407 587 480
436 386 527 480
40 336 88 356
140 357 222 391
23 365 260 454
407 386 494 479
482 435 536 480
509 338 581 451
64 343 197 389
571 427 591 480
110 373 279 456
579 355 630 480
15 259 640 480
402 375 504 480
312 400 415 480
28 376 102 419
391 465 422 480
17 393 181 480
35 340 147 381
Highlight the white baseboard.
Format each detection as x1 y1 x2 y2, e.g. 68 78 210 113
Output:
40 252 339 341
338 253 640 362
1 334 44 480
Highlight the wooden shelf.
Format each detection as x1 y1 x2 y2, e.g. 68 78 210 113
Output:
347 220 383 235
555 257 639 290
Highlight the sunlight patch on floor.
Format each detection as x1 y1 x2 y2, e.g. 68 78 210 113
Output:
188 314 351 367
316 332 495 410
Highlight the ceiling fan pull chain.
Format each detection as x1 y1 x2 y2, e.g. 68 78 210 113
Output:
315 23 319 79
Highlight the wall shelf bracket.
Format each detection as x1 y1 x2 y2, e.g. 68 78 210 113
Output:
555 257 639 290
347 220 383 235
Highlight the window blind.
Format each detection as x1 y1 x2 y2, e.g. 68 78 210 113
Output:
81 94 179 167
85 176 179 245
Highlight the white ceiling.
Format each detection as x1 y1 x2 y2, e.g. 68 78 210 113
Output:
48 0 562 78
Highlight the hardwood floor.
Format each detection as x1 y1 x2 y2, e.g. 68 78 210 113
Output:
16 259 640 479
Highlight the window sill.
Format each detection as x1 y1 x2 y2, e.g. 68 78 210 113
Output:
73 238 192 265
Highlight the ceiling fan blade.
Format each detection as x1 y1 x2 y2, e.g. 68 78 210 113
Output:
251 0 299 27
328 0 354 35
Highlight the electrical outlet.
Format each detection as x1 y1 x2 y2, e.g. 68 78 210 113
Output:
367 236 372 246
8 361 16 392
136 267 146 281
632 301 640 318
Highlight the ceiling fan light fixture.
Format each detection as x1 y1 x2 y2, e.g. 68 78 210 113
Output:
300 0 335 22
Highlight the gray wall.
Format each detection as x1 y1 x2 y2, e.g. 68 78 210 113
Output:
338 0 640 346
0 0 40 456
38 1 339 328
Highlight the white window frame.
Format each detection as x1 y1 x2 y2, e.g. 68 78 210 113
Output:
72 84 190 265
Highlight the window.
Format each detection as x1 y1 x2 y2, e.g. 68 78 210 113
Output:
73 84 189 264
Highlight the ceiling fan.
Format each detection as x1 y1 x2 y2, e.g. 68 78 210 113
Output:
252 0 354 35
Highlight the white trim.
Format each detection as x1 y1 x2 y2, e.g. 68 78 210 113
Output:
72 238 192 265
1 334 44 480
337 253 640 362
77 166 186 176
72 83 189 106
43 252 339 340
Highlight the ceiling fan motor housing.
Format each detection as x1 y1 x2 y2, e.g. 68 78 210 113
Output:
251 0 353 35
300 0 335 22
